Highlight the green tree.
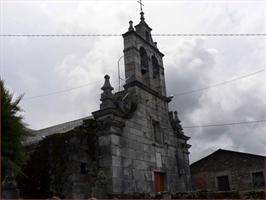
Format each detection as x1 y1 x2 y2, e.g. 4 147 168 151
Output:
1 79 28 181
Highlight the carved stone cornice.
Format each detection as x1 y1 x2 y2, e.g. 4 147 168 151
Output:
124 80 171 102
92 89 139 136
176 133 190 141
93 112 126 136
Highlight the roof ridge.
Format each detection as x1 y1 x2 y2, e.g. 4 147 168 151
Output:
33 115 92 132
217 148 266 158
190 148 266 166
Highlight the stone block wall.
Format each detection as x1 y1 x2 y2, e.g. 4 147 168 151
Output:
20 120 107 199
102 86 191 194
190 149 266 192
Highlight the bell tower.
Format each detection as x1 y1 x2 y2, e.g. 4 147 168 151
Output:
122 11 167 97
92 3 191 195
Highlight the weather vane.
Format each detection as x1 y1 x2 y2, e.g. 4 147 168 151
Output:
137 0 144 12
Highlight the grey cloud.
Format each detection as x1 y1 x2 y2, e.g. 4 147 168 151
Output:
2 1 266 163
164 37 265 162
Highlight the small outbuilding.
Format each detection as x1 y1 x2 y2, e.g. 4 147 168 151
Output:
190 149 265 193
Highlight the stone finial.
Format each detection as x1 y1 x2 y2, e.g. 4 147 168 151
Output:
101 75 113 91
174 111 178 120
170 111 183 133
100 75 115 109
140 11 145 22
169 111 174 121
174 111 183 132
174 111 181 123
128 20 134 31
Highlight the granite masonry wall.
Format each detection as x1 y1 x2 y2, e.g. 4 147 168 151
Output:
190 149 266 192
20 120 106 199
94 15 192 195
97 85 191 195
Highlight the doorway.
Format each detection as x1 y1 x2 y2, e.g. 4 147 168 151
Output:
154 172 166 192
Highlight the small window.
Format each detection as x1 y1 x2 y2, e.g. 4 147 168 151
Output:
217 175 230 191
152 120 162 144
80 162 87 174
252 171 265 189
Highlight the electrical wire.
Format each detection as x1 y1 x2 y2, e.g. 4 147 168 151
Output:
173 68 266 97
1 33 266 37
23 80 100 101
23 67 266 101
183 119 266 129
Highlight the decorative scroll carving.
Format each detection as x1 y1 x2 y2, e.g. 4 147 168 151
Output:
169 111 183 133
117 91 138 118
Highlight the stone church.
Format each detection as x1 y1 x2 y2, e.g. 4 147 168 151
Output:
21 11 191 198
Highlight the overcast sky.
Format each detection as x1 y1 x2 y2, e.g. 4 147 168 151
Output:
1 0 266 162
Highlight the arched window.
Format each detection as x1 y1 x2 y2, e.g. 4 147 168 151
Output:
152 55 160 78
139 47 149 74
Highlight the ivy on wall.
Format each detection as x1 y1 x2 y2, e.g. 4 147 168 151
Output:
18 119 108 199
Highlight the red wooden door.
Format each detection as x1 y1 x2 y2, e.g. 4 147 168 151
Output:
154 172 165 192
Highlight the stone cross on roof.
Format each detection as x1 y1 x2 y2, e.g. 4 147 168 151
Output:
137 0 144 12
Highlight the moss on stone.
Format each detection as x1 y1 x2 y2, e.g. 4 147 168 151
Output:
17 118 107 199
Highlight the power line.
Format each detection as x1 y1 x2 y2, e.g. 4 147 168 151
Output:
154 33 266 37
173 68 266 97
1 33 266 37
22 67 265 101
3 0 266 1
183 119 266 128
23 80 101 101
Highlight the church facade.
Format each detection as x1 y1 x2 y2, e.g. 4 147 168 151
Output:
22 11 191 198
93 11 191 194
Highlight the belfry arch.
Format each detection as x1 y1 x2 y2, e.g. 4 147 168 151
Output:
139 47 149 74
152 55 160 79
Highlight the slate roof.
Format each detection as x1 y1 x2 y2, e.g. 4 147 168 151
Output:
25 116 92 145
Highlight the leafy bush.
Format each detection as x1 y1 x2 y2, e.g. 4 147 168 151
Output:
244 190 265 199
1 79 29 180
